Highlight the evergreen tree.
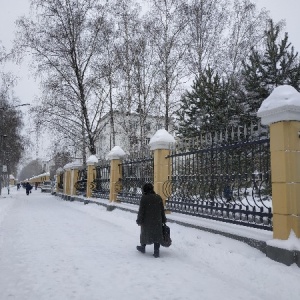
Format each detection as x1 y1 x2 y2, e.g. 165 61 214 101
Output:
242 19 300 123
177 68 234 137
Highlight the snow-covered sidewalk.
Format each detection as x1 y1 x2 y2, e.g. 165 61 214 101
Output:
0 187 299 300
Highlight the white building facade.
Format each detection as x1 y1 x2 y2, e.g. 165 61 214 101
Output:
95 112 173 159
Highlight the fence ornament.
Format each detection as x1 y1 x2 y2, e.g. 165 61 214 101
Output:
149 129 175 150
115 179 122 193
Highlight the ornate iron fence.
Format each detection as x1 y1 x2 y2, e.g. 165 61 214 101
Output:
117 148 154 205
91 160 110 199
74 167 87 197
164 124 272 230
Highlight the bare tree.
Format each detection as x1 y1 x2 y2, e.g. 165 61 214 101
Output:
222 0 269 76
183 0 228 78
18 159 43 181
146 0 189 130
111 0 147 149
15 0 110 163
0 72 26 177
92 13 120 149
132 22 162 146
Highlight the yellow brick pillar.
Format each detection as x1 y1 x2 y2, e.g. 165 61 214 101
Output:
258 85 300 240
56 167 63 193
71 162 82 196
63 163 72 195
107 146 126 203
86 155 98 198
149 129 175 207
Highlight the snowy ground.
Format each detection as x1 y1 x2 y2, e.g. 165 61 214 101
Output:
0 187 299 300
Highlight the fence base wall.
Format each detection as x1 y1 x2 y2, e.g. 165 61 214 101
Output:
266 245 298 266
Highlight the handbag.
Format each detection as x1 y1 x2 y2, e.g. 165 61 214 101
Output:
161 223 172 247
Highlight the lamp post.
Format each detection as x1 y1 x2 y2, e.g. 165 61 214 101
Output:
0 103 30 195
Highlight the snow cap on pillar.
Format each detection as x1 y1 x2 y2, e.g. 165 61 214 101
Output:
87 155 98 165
63 162 73 170
70 159 82 169
257 85 300 125
56 167 64 174
107 146 126 160
149 129 175 150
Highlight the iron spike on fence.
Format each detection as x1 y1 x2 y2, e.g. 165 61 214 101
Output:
231 127 234 141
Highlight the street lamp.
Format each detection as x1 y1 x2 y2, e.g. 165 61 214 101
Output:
0 103 30 195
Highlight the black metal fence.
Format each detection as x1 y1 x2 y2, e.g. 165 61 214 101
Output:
117 148 154 205
91 160 110 199
163 124 272 230
74 167 87 197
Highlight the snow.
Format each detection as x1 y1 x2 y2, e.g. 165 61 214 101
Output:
56 167 63 174
149 129 176 150
258 85 300 112
267 230 300 251
0 187 299 300
257 85 300 125
107 146 126 160
86 155 98 164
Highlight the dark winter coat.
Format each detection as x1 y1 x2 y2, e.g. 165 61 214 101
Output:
25 183 32 192
136 193 167 245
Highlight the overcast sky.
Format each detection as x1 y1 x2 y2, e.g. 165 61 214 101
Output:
0 0 300 158
1 0 300 106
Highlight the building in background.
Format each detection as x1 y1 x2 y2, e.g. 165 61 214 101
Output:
95 112 174 159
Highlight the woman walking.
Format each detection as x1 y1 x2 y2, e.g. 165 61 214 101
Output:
136 183 167 258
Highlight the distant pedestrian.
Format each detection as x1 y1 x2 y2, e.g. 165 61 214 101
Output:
136 183 167 258
25 182 33 196
17 183 20 190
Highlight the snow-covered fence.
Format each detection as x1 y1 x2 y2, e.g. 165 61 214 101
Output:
163 123 272 230
116 148 154 205
90 159 110 199
74 167 87 197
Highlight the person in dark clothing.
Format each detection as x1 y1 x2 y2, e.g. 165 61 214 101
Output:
25 182 33 195
136 183 167 258
223 184 232 203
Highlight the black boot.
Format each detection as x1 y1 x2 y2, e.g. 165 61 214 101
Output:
153 243 160 258
136 245 146 253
